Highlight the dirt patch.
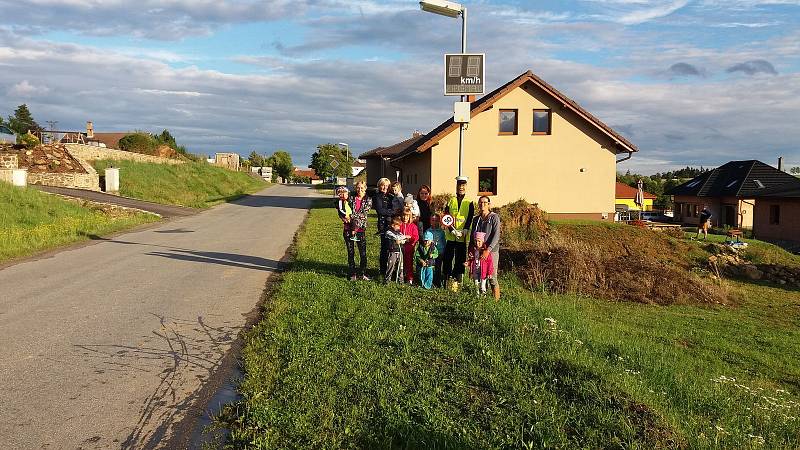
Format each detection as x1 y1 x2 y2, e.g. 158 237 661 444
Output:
498 201 732 305
5 143 87 174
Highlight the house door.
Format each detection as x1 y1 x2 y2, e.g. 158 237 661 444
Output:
721 205 736 227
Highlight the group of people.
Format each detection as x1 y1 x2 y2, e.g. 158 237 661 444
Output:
335 177 501 299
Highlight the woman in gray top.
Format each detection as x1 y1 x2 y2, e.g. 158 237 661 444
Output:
472 195 501 300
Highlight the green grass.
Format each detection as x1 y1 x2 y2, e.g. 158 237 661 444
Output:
0 183 158 262
220 204 800 449
92 160 268 208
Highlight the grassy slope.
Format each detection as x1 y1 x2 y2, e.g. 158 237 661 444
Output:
0 183 157 262
223 205 800 449
92 160 267 208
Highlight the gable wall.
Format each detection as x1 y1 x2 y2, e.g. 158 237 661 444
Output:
427 83 619 215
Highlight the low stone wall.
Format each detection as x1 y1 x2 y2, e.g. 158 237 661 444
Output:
66 144 184 165
0 169 13 184
27 172 100 191
0 153 17 169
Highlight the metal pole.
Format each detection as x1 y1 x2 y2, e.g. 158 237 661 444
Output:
458 7 467 178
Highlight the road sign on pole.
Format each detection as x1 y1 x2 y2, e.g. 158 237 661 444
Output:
444 53 485 96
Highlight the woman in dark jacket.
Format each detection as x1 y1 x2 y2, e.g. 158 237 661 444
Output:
372 177 394 275
417 184 432 233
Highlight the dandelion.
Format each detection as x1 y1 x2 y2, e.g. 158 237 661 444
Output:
574 339 583 345
544 317 557 327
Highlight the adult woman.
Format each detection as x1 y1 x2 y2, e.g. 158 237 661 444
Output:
472 195 501 300
372 177 395 275
348 181 372 280
417 185 432 233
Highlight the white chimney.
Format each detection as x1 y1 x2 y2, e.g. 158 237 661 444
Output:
86 121 94 139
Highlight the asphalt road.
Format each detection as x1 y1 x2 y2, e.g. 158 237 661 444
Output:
0 184 321 449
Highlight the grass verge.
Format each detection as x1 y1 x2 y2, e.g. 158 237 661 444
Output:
220 204 800 449
92 160 268 208
0 183 158 262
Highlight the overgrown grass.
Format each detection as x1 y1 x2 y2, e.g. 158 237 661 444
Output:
0 183 157 262
220 204 800 449
92 160 268 208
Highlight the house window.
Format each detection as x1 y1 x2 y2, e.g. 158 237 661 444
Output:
532 109 552 135
692 204 698 217
478 167 497 196
769 205 780 225
499 109 518 135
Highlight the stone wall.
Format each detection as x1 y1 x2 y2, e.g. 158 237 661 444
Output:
0 169 13 184
66 144 184 165
27 172 100 191
0 153 17 169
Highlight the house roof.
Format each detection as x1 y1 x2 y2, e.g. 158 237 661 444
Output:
88 132 129 149
666 160 800 198
615 182 656 199
359 134 426 159
750 177 800 198
362 70 637 161
294 168 320 180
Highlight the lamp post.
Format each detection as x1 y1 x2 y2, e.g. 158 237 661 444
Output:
420 0 467 180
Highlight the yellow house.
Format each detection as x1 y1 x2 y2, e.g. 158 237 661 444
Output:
360 70 638 220
615 182 656 211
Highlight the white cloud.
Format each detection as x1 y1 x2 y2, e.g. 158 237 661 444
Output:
8 79 49 97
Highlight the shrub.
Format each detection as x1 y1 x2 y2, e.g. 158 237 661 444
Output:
118 133 156 155
17 132 39 149
496 199 548 247
429 192 452 215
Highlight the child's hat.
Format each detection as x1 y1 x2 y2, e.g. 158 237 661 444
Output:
335 186 348 193
423 230 434 241
474 231 486 241
404 193 414 203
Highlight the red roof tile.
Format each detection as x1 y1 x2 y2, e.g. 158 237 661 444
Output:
616 182 656 199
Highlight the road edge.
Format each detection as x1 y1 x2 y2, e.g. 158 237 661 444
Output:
161 199 312 450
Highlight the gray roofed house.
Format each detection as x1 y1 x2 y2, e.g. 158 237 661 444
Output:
667 160 800 229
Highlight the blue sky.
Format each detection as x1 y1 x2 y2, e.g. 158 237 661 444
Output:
1 0 799 174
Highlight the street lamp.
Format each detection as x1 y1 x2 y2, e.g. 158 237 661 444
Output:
420 0 468 180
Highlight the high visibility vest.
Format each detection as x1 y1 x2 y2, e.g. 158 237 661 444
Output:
444 196 473 243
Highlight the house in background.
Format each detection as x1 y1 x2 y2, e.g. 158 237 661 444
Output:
360 70 638 220
751 182 800 250
667 160 799 229
294 168 322 184
214 153 240 171
615 182 656 212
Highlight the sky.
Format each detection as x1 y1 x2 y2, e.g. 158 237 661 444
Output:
1 0 799 174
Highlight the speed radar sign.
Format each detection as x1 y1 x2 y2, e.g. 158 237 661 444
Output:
441 214 454 227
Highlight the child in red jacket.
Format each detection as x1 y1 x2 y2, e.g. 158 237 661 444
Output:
399 207 419 284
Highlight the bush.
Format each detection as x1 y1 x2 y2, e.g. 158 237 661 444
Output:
496 199 548 247
118 133 156 155
429 193 452 215
17 133 39 149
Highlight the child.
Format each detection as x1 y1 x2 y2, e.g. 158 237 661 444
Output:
335 186 357 280
466 232 495 296
404 193 420 220
399 207 420 284
391 181 405 216
429 213 446 288
384 216 407 283
416 230 439 289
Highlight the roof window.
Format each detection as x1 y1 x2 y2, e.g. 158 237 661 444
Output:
753 180 765 189
686 180 701 188
726 180 738 188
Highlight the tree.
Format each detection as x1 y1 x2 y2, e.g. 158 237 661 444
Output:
309 143 352 180
8 104 40 135
248 151 265 167
266 150 293 182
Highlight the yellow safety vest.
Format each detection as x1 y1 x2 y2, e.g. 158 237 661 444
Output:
444 196 473 243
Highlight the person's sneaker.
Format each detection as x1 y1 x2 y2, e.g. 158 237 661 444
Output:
361 275 371 281
350 275 358 281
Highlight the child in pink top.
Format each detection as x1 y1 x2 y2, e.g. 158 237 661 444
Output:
399 207 419 283
466 232 495 295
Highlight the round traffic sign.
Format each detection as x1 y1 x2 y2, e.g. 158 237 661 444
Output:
441 214 454 227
